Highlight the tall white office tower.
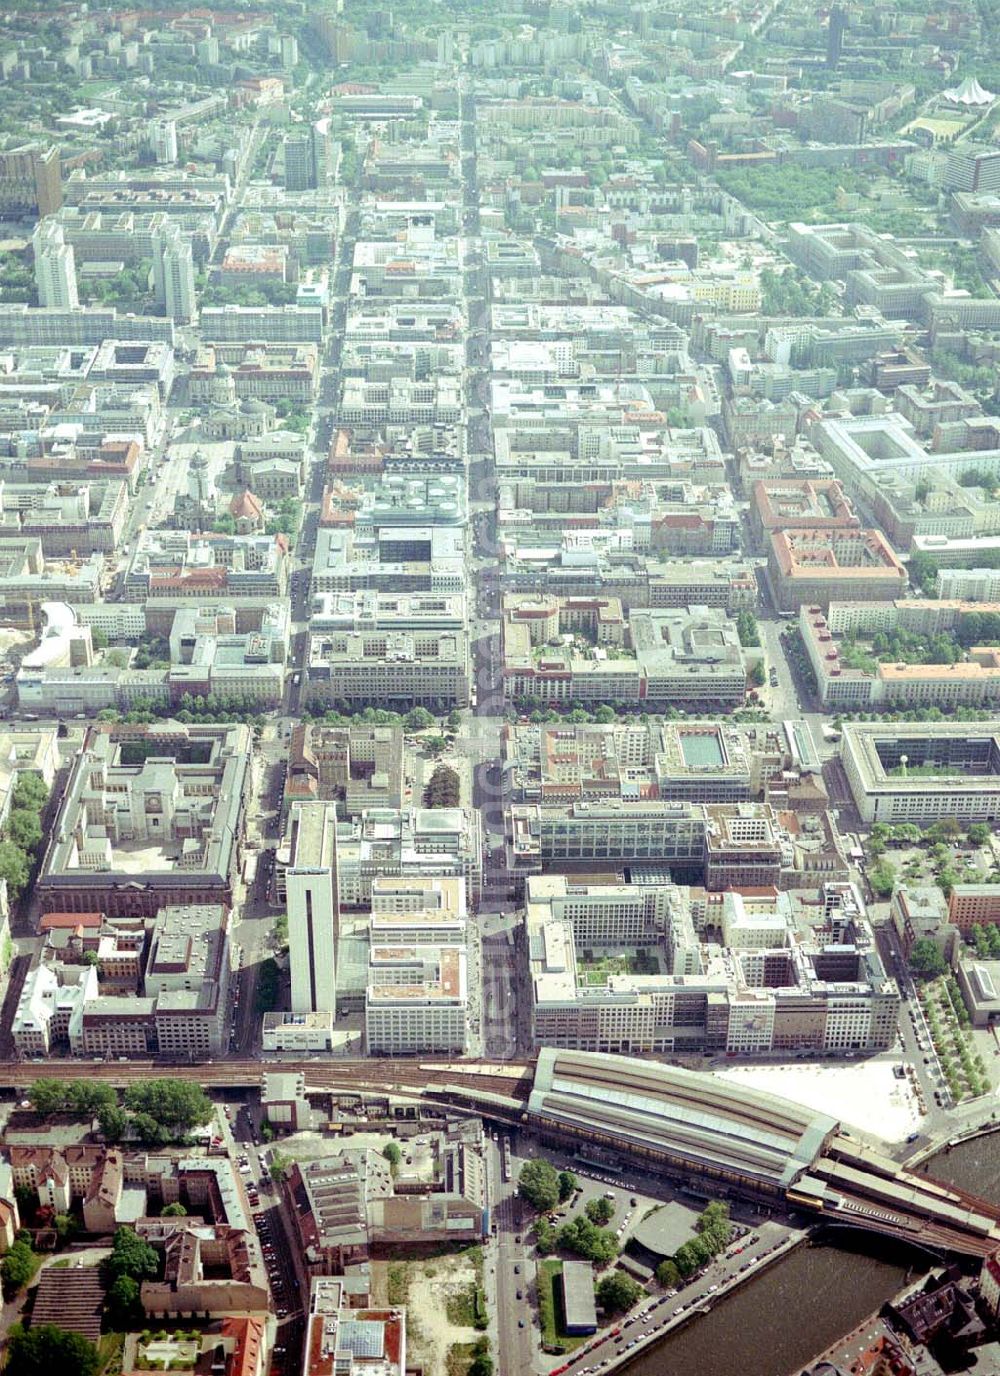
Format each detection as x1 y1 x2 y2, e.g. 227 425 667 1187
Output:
153 120 178 165
286 802 339 1014
32 220 78 308
153 224 196 322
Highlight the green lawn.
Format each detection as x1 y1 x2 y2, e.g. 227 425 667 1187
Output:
578 951 661 986
537 1259 589 1355
97 1333 124 1376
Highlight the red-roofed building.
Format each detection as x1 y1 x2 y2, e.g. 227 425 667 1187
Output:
304 1278 406 1376
238 76 285 106
122 1315 269 1376
39 912 105 932
229 489 265 535
221 1315 267 1376
767 528 908 611
749 478 859 550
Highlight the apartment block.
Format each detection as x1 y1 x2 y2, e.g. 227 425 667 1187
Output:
191 343 317 403
199 305 324 345
748 479 859 550
306 628 469 708
13 903 232 1059
948 885 1000 936
507 799 706 876
502 719 801 806
767 528 907 611
286 723 405 814
0 144 62 217
330 807 483 908
366 941 467 1056
125 530 288 602
801 600 1000 710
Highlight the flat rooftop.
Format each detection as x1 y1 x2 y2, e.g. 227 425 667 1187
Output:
679 729 726 769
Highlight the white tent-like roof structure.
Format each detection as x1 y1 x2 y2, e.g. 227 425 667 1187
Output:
943 76 996 106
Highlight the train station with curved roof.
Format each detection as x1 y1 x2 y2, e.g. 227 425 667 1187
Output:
528 1047 839 1196
526 1048 1000 1257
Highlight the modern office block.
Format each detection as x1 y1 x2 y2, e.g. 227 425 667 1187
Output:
287 802 340 1014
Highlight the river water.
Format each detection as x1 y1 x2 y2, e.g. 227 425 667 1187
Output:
621 1236 913 1376
622 1132 1000 1376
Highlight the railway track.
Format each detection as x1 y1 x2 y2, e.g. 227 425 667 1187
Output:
0 1056 535 1103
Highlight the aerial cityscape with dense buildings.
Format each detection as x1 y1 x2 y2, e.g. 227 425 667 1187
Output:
7 3 1000 1375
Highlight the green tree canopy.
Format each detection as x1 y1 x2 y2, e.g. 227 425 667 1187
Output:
424 763 460 807
66 1082 117 1117
6 1324 99 1376
695 1201 730 1233
557 1170 578 1203
98 1104 130 1143
106 1273 142 1327
908 551 939 595
269 1150 292 1183
869 858 897 898
1 1239 37 1293
28 1078 68 1116
534 1216 557 1255
557 1214 618 1264
55 1212 77 1244
26 1080 116 1118
674 1235 712 1276
909 938 947 980
161 1202 188 1217
0 839 30 898
7 806 42 851
130 1112 170 1146
404 707 435 731
585 1196 615 1225
656 1259 681 1288
123 1079 213 1134
596 1271 643 1314
736 610 760 647
12 772 49 810
517 1159 561 1212
382 1141 402 1167
107 1227 160 1284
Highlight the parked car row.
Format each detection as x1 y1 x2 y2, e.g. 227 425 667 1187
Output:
548 1235 782 1374
252 1209 294 1320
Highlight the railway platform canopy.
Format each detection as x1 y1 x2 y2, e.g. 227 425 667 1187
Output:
526 1049 1000 1257
527 1047 839 1197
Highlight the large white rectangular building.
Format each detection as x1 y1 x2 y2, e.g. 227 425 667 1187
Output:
365 942 468 1056
286 802 339 1014
365 874 469 1055
840 720 1000 823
